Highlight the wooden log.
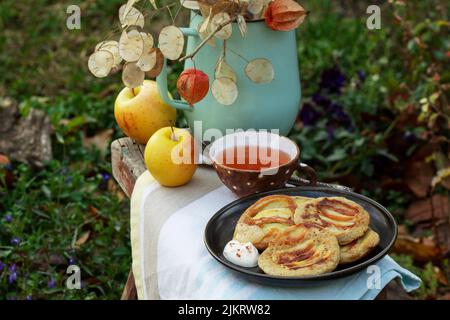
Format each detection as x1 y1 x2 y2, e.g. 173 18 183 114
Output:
111 137 146 300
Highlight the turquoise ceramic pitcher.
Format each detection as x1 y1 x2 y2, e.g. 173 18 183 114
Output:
157 12 301 136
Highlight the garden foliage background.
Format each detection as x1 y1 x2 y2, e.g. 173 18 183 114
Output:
0 0 448 299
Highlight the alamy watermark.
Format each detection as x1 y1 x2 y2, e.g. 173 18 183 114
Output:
366 265 381 290
66 265 81 289
66 5 81 30
367 5 381 30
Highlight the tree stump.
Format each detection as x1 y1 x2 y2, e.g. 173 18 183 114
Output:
0 97 52 168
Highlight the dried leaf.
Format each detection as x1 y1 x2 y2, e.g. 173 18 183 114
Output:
75 231 91 248
405 194 450 223
215 58 237 82
136 48 157 71
211 0 239 16
212 77 238 105
159 25 185 60
393 235 441 263
149 0 157 9
237 15 247 37
119 4 145 29
245 58 274 84
95 40 122 67
432 167 450 189
146 48 164 78
119 29 144 62
88 50 114 78
198 2 211 17
82 129 114 153
404 161 433 197
211 12 232 40
180 0 199 10
122 62 145 88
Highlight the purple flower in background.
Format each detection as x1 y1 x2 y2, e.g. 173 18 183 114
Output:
324 103 353 129
298 103 320 126
26 295 32 300
8 264 17 284
48 278 57 288
4 214 13 223
357 70 366 82
326 122 336 140
0 260 5 271
11 237 21 246
312 92 331 108
403 131 418 143
4 163 13 171
68 256 77 265
319 66 346 94
101 173 111 182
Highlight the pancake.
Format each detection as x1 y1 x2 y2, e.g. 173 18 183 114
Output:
258 223 340 277
294 196 370 245
339 229 380 264
233 195 297 250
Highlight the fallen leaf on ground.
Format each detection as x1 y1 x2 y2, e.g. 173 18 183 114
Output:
75 231 91 248
404 161 434 197
393 234 441 262
82 129 114 155
405 194 450 223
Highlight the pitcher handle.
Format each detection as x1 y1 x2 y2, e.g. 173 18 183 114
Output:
156 27 199 111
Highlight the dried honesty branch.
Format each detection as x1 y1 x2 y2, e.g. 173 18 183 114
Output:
181 0 200 10
212 77 238 105
119 29 144 62
237 14 247 37
159 25 185 60
136 48 157 71
145 48 165 78
122 62 145 88
119 4 145 29
140 32 154 52
87 0 309 105
215 57 237 83
211 12 233 40
88 50 114 78
245 58 274 84
197 18 216 47
247 0 265 15
95 40 122 67
264 0 308 31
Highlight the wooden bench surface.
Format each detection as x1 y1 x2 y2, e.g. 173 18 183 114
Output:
111 137 410 300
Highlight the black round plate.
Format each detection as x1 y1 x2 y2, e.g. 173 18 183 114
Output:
204 186 398 286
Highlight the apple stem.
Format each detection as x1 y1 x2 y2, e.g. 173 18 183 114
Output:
170 126 178 141
131 88 136 96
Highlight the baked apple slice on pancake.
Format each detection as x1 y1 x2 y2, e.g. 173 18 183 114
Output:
233 195 297 250
294 196 370 245
258 223 340 276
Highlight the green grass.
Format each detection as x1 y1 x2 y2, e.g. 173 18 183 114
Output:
1 0 449 299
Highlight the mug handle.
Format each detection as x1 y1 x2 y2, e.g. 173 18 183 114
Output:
156 27 199 111
294 162 317 186
290 163 354 192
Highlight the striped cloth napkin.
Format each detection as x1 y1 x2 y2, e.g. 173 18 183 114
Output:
130 168 421 300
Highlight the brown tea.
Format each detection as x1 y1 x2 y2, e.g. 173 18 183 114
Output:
216 145 291 171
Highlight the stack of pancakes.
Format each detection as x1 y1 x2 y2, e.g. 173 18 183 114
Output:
233 195 380 277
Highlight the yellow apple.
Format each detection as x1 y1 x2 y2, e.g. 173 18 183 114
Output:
144 127 198 187
114 80 176 145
